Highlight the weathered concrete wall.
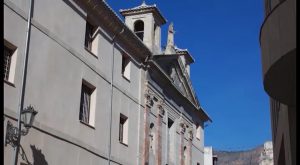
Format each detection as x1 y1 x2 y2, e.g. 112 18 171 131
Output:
4 0 144 164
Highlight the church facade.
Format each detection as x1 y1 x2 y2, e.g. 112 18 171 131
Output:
4 0 211 164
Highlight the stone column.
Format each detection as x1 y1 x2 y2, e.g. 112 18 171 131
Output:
156 100 165 165
143 89 153 165
187 129 193 165
179 123 186 165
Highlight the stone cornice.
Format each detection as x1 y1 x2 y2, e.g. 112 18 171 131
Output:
147 59 212 123
147 60 197 108
175 48 195 64
157 99 165 117
151 55 199 107
120 3 166 25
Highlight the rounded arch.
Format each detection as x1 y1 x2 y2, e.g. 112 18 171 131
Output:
134 20 144 41
134 20 144 32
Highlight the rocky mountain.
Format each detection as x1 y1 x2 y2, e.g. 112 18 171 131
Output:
214 145 264 165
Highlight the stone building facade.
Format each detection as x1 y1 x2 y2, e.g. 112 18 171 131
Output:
259 0 296 165
259 141 274 165
4 0 211 165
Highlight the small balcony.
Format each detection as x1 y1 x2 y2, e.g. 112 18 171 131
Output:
260 0 296 106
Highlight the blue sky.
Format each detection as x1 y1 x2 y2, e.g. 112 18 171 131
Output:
106 0 272 151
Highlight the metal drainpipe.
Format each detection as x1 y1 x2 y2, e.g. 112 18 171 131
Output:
108 27 125 165
12 0 33 165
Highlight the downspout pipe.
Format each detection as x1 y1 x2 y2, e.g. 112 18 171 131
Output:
108 27 125 165
13 0 33 165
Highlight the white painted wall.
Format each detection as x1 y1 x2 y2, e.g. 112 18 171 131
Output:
204 146 213 165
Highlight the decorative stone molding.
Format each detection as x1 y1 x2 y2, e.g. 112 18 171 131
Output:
188 129 193 140
157 99 165 117
144 89 154 107
119 2 167 25
158 106 165 117
179 122 186 134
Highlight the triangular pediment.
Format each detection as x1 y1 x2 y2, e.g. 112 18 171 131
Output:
153 55 199 106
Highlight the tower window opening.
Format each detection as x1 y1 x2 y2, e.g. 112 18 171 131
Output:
134 20 144 41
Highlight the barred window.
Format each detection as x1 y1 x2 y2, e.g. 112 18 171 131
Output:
79 82 95 124
4 40 17 82
4 46 13 81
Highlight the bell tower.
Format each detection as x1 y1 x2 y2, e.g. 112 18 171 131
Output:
120 1 167 54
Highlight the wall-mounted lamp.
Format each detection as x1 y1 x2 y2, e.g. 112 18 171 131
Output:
5 105 38 148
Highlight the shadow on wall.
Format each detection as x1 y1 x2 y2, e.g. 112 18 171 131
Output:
30 145 48 165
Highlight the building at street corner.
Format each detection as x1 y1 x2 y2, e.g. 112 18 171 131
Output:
259 0 296 165
4 0 211 165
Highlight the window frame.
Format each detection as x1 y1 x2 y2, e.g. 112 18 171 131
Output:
119 113 129 145
84 17 98 57
79 80 96 127
134 20 144 41
4 39 17 86
4 46 13 81
121 53 131 81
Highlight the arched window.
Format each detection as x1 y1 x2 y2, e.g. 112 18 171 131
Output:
134 20 144 41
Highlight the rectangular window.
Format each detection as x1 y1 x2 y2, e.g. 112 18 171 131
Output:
119 114 128 145
84 19 98 55
4 46 13 81
4 40 17 83
79 81 95 125
122 53 131 80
